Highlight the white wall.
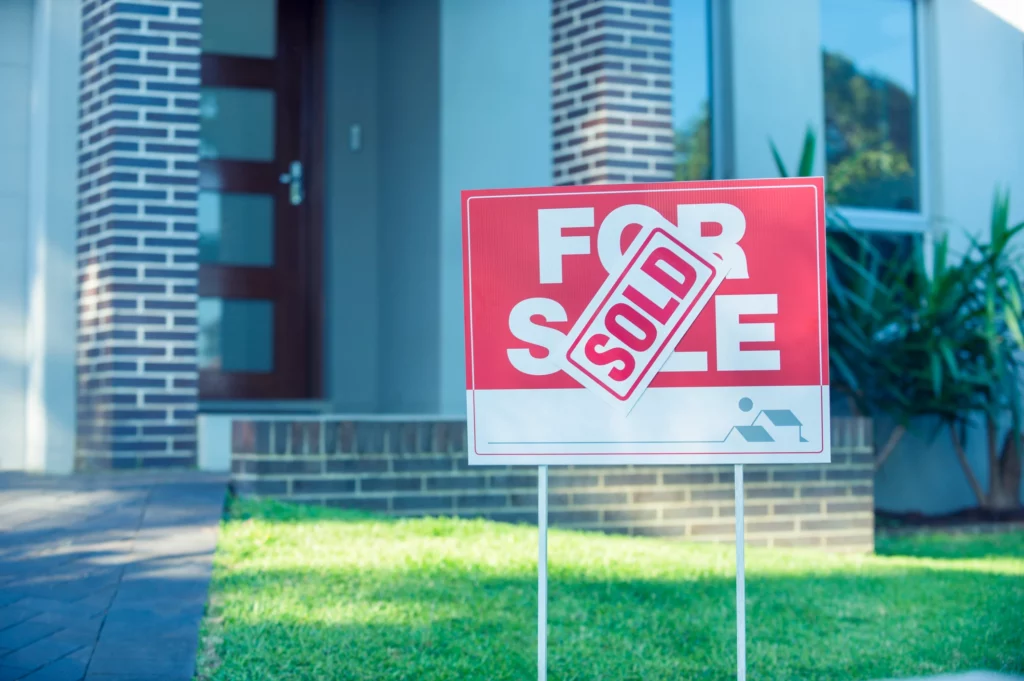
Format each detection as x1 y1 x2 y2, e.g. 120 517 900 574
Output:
0 0 34 470
927 0 1024 250
0 0 79 473
24 0 80 474
438 0 553 414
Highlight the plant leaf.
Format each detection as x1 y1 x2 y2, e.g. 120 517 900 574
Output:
771 141 789 178
798 126 816 177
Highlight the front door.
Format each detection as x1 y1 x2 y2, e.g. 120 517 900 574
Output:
197 0 322 400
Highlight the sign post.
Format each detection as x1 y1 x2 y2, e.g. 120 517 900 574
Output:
538 464 548 681
735 464 746 681
461 177 828 680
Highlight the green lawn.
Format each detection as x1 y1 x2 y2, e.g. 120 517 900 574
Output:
197 499 1024 681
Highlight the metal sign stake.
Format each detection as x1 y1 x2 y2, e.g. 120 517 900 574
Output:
538 464 549 681
735 463 747 681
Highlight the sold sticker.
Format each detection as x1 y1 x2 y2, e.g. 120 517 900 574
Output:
559 227 724 411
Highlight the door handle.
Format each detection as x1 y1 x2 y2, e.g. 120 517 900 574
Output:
278 160 304 206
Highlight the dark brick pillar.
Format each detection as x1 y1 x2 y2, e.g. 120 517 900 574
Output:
76 0 202 470
552 0 675 185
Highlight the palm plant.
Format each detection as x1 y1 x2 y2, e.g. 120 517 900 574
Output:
949 191 1024 508
881 193 1024 509
773 129 1023 509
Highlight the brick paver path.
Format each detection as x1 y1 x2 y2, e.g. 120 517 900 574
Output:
0 472 226 681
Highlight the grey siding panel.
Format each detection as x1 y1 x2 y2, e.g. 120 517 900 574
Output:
376 0 442 413
324 0 381 413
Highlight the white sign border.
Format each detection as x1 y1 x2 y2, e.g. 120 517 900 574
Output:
464 183 828 466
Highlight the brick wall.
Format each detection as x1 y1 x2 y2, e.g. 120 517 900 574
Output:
230 417 875 552
552 0 675 185
75 0 201 470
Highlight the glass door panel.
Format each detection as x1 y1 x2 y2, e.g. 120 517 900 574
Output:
199 298 275 373
201 0 278 58
198 88 276 161
198 191 274 266
198 0 321 400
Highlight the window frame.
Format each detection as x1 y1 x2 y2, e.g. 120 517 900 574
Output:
824 0 931 234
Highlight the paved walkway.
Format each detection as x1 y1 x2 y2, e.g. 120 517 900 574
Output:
0 472 227 681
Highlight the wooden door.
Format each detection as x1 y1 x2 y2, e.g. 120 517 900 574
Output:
197 0 323 400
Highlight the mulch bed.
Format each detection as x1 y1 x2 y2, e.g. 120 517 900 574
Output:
877 507 1024 535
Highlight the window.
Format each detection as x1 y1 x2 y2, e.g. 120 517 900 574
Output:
822 0 919 213
671 0 712 181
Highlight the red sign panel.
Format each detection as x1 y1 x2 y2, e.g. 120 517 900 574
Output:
462 178 829 466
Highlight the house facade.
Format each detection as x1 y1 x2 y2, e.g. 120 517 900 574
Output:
1 0 1022 518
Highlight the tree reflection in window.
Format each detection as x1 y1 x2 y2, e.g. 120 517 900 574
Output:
671 0 712 182
822 0 918 212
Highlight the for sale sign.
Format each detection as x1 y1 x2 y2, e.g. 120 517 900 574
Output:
462 178 829 465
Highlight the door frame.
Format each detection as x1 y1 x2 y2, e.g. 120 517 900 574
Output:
306 0 326 401
196 0 326 402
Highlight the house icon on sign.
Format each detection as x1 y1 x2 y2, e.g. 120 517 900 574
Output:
724 409 808 446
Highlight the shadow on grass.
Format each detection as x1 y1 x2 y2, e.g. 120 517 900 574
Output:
232 496 1024 558
202 504 1024 681
227 497 395 525
875 530 1024 560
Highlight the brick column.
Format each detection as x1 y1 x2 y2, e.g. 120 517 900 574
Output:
552 0 675 185
76 0 202 470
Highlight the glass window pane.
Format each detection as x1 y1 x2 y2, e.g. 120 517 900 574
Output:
198 191 275 266
201 0 277 58
199 88 275 162
199 298 274 373
822 0 918 211
671 0 712 181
